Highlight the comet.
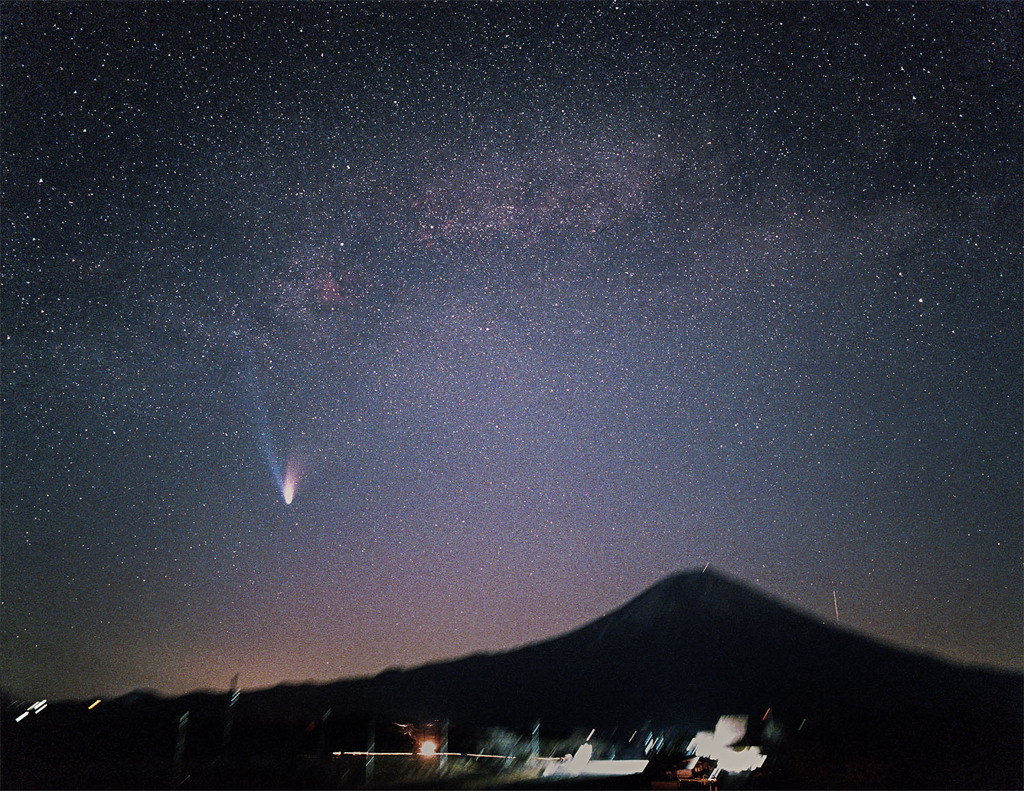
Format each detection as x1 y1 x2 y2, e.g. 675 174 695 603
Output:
256 432 303 505
280 448 304 505
244 366 306 505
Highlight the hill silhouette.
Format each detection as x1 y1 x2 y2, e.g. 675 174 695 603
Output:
246 569 1018 725
4 569 1021 789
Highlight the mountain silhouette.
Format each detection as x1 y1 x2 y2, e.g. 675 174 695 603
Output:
242 569 1015 726
4 569 1020 789
238 568 1022 787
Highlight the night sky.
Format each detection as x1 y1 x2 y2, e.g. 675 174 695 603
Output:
3 2 1021 702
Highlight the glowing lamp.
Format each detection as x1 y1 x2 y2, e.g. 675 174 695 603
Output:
419 739 438 757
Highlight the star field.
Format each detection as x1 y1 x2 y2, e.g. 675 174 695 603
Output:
2 2 1021 700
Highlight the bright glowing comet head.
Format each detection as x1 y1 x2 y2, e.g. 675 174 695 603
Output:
281 449 303 505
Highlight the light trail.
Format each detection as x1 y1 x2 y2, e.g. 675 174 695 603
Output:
15 699 48 722
335 751 520 760
336 751 418 757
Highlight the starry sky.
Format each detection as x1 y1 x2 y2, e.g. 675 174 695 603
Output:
3 2 1021 702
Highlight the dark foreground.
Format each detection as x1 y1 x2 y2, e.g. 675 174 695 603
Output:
3 691 1022 791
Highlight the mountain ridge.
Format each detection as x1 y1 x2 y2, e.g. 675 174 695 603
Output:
5 568 1020 789
217 568 1018 733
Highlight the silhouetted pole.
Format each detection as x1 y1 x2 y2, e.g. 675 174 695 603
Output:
172 710 189 787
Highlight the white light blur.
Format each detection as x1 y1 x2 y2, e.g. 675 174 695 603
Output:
687 715 766 774
419 740 438 757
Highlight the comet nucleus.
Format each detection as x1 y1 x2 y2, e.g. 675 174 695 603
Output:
281 450 303 505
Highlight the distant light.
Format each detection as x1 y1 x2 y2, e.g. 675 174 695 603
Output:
35 702 47 713
15 712 28 723
419 740 438 757
88 699 101 710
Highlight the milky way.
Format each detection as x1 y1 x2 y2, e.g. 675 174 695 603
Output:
2 2 1020 700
